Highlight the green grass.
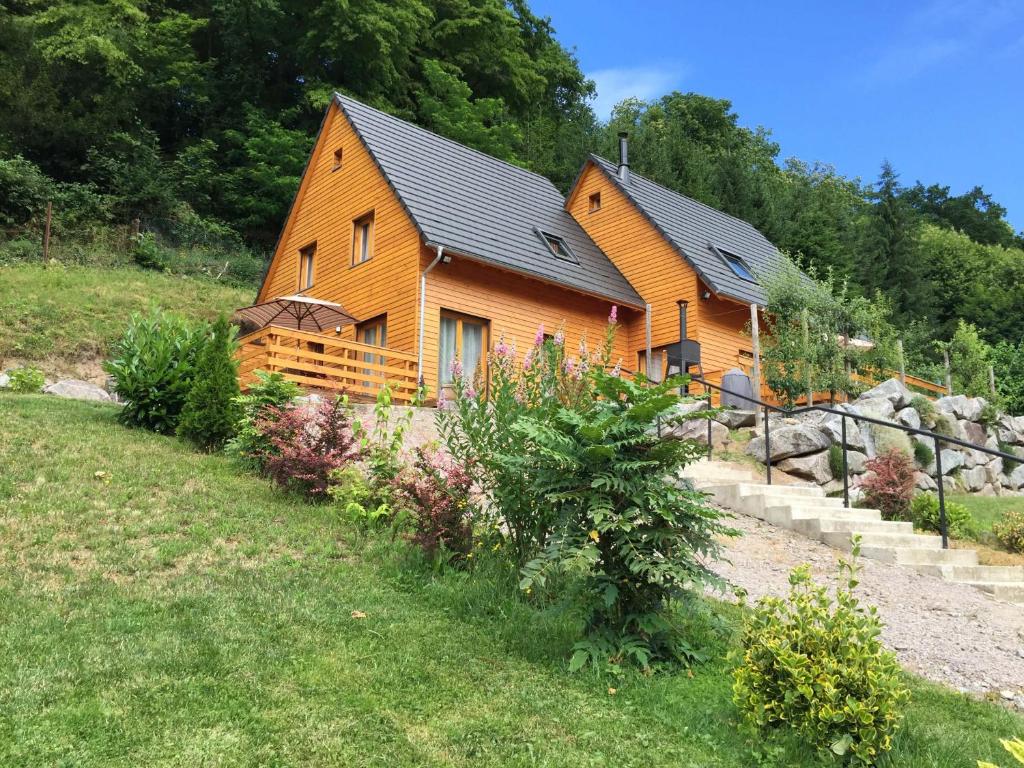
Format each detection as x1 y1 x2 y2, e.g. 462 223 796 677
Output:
0 394 1021 766
949 494 1024 536
0 264 254 363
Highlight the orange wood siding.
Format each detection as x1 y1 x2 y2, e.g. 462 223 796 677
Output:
419 248 634 397
568 161 759 378
258 102 422 356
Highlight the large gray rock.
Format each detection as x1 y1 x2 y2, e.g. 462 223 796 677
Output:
855 396 896 422
1004 464 1024 490
715 409 756 429
962 465 988 492
935 394 986 422
778 450 834 484
846 450 868 475
914 471 938 491
43 379 112 402
811 408 867 451
895 407 921 430
958 419 988 446
859 378 912 409
663 417 729 448
746 425 831 463
934 448 964 475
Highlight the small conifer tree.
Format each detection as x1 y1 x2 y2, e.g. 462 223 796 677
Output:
178 316 241 451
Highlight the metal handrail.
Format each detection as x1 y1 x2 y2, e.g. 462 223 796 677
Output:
690 376 1020 549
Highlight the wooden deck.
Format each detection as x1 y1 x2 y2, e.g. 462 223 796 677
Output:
236 325 420 404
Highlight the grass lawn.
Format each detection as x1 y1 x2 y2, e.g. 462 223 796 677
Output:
0 264 254 363
950 494 1024 536
1 394 1021 767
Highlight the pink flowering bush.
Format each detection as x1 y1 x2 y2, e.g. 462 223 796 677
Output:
394 448 474 562
256 396 362 500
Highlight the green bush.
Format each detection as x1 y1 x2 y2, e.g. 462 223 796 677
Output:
517 370 732 670
104 310 202 434
357 383 416 510
828 443 845 478
992 510 1024 554
5 366 45 393
979 737 1024 768
909 394 936 425
870 423 912 458
912 440 934 469
225 370 300 469
732 543 909 765
933 414 955 437
909 493 977 539
328 465 389 526
0 155 52 228
998 440 1021 474
979 401 1001 428
131 231 172 271
177 316 241 451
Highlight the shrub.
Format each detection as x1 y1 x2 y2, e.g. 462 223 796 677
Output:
979 401 1001 428
5 366 45 394
858 450 916 521
131 231 172 271
257 396 361 500
933 413 955 437
979 737 1024 768
358 383 415 508
870 423 912 458
225 370 300 469
516 371 731 670
993 510 1024 554
328 465 389 526
394 447 474 563
909 394 936 425
909 493 977 539
732 543 909 765
177 316 241 451
104 310 202 433
998 440 1021 474
912 439 934 469
0 155 52 227
828 443 845 478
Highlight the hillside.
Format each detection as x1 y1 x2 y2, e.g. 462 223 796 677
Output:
0 264 254 377
0 393 1021 766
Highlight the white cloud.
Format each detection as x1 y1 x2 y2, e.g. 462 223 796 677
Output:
588 66 684 120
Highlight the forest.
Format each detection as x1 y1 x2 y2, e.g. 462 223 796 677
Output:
1 0 1022 386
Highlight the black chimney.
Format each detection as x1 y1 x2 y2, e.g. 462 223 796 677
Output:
617 132 630 183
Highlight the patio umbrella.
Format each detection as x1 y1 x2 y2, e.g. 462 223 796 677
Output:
233 295 358 334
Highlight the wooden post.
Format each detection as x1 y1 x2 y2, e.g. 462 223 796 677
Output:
896 339 906 385
42 201 52 261
943 349 952 395
801 307 812 406
750 303 761 427
988 364 996 397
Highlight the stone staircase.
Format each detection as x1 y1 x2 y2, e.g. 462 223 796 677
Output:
682 459 1024 606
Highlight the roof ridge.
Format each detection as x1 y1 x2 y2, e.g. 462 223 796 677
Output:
334 92 562 194
590 153 766 236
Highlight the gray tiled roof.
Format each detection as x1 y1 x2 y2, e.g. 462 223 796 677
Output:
335 94 644 307
590 155 788 307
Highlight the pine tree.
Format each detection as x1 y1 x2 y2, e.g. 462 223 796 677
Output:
178 316 242 451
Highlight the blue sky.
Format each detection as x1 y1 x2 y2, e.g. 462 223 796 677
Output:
534 0 1024 231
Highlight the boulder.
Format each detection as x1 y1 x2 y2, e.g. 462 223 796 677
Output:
895 407 921 430
855 396 896 422
846 450 868 475
958 419 988 446
858 378 912 409
914 471 938 491
778 450 834 485
935 394 986 422
1005 464 1024 491
812 409 867 451
663 417 729 448
0 372 8 389
985 462 1004 486
715 409 756 429
935 449 964 475
978 483 1000 497
962 465 988 492
746 425 831 463
43 379 112 402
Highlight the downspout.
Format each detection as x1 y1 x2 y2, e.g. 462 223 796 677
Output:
644 303 652 380
417 245 445 390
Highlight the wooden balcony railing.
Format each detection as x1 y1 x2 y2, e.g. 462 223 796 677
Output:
236 325 420 404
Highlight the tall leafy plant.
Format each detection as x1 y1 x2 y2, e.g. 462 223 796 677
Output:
177 316 241 451
516 370 732 670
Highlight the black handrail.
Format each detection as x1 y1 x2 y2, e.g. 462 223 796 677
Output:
692 376 1019 549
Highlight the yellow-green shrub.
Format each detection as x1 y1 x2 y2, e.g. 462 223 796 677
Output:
979 737 1024 767
993 510 1024 553
732 544 909 764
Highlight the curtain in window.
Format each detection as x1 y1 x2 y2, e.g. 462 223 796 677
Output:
461 321 483 383
439 316 457 385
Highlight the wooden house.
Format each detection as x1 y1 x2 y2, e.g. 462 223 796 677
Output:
240 93 798 404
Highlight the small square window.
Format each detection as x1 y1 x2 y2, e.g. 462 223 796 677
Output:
332 148 343 170
536 229 578 263
588 191 601 212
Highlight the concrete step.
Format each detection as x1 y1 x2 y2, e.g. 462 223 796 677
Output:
916 564 1024 583
977 583 1024 604
821 531 944 551
757 505 883 529
805 518 914 536
861 546 979 567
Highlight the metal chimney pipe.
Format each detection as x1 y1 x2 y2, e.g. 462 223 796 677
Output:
617 131 630 183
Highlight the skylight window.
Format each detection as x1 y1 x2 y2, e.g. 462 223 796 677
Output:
536 229 578 263
713 246 757 283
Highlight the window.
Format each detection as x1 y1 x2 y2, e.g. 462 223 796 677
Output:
438 310 489 389
588 191 601 212
332 148 343 170
713 246 757 282
357 315 387 383
352 211 375 265
536 229 578 263
298 243 316 290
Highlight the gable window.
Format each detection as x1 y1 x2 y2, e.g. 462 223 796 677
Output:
588 191 601 213
713 246 756 282
438 310 489 391
298 243 316 290
332 148 343 171
352 212 375 265
536 229 578 263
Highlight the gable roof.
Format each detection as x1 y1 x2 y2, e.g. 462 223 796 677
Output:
586 154 789 307
334 94 644 308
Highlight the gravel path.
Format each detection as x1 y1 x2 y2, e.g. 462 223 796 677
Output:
713 511 1024 707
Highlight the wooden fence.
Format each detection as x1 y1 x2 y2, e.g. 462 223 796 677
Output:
236 325 420 404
